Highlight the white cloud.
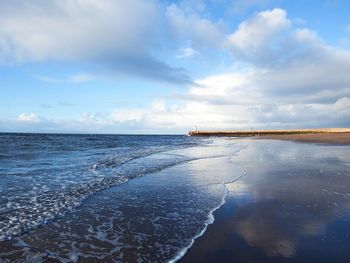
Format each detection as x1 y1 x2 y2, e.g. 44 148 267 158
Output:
228 8 290 61
177 41 198 58
16 113 41 123
333 97 350 112
226 9 340 68
3 7 350 133
179 46 196 58
79 112 99 125
166 3 224 48
0 0 158 62
0 0 231 85
152 99 166 112
111 109 146 123
0 0 194 84
139 8 350 131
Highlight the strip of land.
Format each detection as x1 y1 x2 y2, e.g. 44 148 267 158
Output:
189 128 350 144
256 132 350 145
188 128 350 137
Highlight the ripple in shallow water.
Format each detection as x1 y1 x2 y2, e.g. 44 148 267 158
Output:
0 134 203 241
0 147 246 262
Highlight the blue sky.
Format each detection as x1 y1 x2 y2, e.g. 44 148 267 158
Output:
1 0 350 133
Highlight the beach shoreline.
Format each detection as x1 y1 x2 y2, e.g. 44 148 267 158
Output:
2 135 350 262
0 135 245 262
256 132 350 145
188 128 350 137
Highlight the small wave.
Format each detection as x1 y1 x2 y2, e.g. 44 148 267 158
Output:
90 144 199 171
0 136 250 263
0 153 197 241
169 170 247 262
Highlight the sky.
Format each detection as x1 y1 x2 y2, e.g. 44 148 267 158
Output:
1 0 350 134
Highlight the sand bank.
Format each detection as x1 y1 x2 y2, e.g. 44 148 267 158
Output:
258 132 350 145
188 128 350 137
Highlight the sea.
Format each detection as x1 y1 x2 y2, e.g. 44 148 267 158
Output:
0 133 246 262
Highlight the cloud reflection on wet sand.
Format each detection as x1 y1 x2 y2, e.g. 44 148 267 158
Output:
182 139 350 262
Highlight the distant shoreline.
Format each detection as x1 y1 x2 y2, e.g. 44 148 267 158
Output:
188 128 350 137
188 128 350 145
256 132 350 145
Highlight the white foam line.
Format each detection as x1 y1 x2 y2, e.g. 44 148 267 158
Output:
168 172 246 263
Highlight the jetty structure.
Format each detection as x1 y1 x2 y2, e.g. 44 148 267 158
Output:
188 128 350 137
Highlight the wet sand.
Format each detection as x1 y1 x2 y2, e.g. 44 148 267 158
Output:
258 132 350 145
189 128 350 137
181 139 350 263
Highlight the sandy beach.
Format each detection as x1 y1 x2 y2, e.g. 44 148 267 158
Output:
181 137 350 262
258 132 350 145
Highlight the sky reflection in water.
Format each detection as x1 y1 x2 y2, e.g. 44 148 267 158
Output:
197 139 350 262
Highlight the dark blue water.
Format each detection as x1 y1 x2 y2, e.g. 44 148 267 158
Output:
0 133 202 241
0 133 246 262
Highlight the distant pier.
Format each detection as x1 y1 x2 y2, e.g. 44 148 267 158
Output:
188 128 350 137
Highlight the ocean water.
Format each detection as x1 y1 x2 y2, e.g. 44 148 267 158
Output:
0 133 245 262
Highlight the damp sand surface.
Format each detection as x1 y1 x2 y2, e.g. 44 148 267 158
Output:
181 139 350 263
258 132 350 145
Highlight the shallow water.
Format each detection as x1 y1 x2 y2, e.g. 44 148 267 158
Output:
0 134 203 241
0 134 245 262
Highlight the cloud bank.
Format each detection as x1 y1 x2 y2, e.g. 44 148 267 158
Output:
0 0 198 84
